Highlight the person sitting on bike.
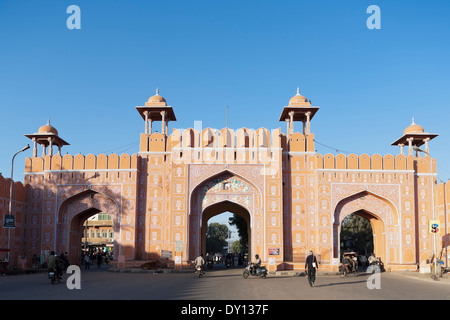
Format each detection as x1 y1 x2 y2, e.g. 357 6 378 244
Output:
250 254 261 275
48 251 63 278
352 255 358 272
342 255 352 273
194 253 205 271
368 253 377 265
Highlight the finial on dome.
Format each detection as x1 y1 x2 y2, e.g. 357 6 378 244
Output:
156 88 159 95
411 117 415 124
296 87 300 95
47 118 50 125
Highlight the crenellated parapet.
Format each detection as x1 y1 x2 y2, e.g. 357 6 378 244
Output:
24 153 138 173
316 153 436 175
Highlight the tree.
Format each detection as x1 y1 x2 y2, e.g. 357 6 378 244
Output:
340 212 374 255
230 240 244 255
228 214 248 253
206 223 229 254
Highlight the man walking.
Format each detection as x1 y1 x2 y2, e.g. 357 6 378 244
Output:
305 250 319 287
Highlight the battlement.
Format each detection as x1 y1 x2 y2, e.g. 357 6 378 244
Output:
139 127 286 152
315 152 436 174
24 153 137 173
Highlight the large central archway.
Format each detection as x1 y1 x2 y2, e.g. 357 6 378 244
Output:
188 171 263 261
201 200 251 258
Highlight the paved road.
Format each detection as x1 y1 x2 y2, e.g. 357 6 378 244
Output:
1 265 449 301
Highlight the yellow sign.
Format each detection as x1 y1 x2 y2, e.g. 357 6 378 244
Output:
429 220 440 234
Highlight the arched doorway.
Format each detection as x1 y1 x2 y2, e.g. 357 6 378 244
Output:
57 189 120 265
188 171 262 261
201 201 251 258
333 191 398 266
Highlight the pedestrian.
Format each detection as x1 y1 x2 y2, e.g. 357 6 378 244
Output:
84 253 90 269
97 252 102 268
32 254 39 269
305 250 319 287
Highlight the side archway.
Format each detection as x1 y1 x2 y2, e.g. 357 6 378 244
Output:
333 191 399 266
56 189 120 265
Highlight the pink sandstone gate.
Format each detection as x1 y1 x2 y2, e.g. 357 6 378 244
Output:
4 88 444 272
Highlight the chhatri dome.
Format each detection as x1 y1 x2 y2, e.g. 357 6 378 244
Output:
38 119 58 135
147 88 167 105
403 117 424 135
289 87 308 105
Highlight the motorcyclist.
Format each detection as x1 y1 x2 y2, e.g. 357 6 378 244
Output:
342 254 352 273
194 253 205 273
225 253 233 267
48 251 63 279
368 253 377 265
250 254 261 275
206 253 214 269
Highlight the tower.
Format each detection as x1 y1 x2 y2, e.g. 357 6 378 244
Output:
391 118 438 156
136 89 177 152
279 88 319 152
24 119 69 157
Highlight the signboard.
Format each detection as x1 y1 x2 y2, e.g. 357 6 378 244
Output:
161 250 172 259
429 220 440 234
175 241 183 252
268 247 280 255
3 215 15 228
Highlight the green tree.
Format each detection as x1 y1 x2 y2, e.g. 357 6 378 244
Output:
230 240 244 255
206 222 229 254
340 212 374 255
228 214 248 253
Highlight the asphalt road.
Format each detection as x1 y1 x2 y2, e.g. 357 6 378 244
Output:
1 265 449 301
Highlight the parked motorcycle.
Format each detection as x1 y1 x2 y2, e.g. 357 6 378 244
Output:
243 263 267 279
195 265 205 278
48 268 62 284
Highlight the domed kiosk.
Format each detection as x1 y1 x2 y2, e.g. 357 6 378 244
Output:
279 87 319 136
25 119 69 157
136 89 176 136
391 118 438 155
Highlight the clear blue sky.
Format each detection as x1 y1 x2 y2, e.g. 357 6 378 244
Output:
1 0 450 183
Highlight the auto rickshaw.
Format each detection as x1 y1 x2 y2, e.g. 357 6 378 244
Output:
338 252 358 277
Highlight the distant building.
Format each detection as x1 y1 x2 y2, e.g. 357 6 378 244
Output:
82 213 114 252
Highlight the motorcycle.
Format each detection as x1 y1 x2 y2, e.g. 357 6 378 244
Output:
225 259 232 269
243 263 267 279
48 268 62 284
195 265 205 278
